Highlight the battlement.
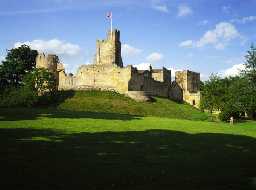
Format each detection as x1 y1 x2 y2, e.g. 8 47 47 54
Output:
107 29 120 42
36 53 59 72
94 28 123 67
175 70 200 93
151 67 172 83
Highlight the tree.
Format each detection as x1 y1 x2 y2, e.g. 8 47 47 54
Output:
200 74 227 114
0 45 38 88
219 77 249 121
243 44 256 119
23 68 57 95
0 68 56 107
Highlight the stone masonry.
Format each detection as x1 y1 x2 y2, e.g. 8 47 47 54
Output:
36 28 201 106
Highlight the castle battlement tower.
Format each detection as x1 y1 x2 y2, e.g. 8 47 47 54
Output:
94 29 123 67
175 70 201 107
36 53 59 73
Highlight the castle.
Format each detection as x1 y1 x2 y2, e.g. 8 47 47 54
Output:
36 29 201 107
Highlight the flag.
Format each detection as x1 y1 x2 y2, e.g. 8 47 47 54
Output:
106 12 112 19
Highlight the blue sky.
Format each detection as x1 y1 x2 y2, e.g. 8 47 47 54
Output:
1 0 256 80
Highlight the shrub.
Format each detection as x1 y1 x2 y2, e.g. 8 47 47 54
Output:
0 86 38 107
219 105 241 122
0 68 56 107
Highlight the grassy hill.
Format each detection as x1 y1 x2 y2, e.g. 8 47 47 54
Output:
55 91 208 121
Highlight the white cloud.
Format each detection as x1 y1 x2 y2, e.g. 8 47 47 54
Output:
122 44 142 57
133 62 152 70
151 0 169 13
231 16 256 24
178 5 193 17
198 20 209 26
221 63 245 77
179 40 194 48
146 52 163 62
14 39 81 56
180 22 241 49
197 22 240 48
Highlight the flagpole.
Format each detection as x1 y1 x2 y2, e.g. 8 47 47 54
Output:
110 13 113 33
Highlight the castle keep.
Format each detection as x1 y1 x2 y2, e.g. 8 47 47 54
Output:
36 29 201 107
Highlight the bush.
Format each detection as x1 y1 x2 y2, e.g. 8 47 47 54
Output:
219 105 241 122
0 86 38 107
0 68 56 107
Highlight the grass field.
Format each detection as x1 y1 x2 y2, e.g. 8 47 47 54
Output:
0 92 256 189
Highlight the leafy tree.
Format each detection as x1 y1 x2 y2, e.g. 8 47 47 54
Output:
219 77 249 121
0 68 56 107
23 68 57 95
0 45 38 88
200 74 227 114
201 75 247 121
243 44 256 119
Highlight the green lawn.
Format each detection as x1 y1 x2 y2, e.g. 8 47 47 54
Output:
1 107 256 190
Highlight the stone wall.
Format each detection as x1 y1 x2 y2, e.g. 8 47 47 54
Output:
169 81 183 102
35 53 60 88
151 67 171 83
129 69 170 97
95 29 123 67
58 71 75 90
36 54 58 72
175 70 201 107
152 69 164 82
61 64 132 93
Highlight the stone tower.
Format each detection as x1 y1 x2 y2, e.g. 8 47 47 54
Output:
175 70 201 107
94 29 123 67
36 53 60 86
36 53 59 72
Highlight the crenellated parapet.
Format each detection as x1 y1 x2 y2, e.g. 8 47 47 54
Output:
36 53 59 73
94 29 123 67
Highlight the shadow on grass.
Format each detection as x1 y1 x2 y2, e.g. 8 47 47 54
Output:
1 128 256 190
0 108 140 121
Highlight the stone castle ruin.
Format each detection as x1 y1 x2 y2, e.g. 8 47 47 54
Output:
36 29 201 107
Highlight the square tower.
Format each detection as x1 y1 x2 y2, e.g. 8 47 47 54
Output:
94 29 123 67
175 70 200 93
175 70 201 107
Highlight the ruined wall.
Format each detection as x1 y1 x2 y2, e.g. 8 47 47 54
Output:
187 71 200 93
183 91 201 107
163 68 172 84
69 64 132 93
175 70 201 107
151 67 171 84
36 53 60 88
128 69 170 97
144 79 169 97
58 71 75 90
152 70 164 82
95 29 123 67
36 53 58 72
169 81 183 102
